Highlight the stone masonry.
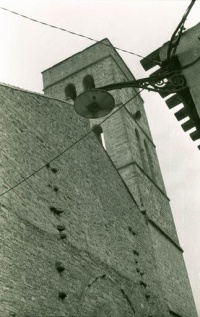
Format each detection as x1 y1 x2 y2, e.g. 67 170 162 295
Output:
0 83 171 317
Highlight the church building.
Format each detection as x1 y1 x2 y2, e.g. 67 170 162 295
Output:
0 39 197 317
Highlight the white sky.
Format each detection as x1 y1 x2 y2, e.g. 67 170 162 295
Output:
0 0 199 314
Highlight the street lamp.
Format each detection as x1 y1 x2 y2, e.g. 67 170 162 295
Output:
74 71 186 119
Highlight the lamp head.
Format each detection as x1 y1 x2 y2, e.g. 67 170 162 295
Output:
74 89 115 119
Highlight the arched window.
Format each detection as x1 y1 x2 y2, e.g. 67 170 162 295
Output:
64 83 77 101
82 75 95 91
92 125 106 149
135 129 148 172
144 140 156 181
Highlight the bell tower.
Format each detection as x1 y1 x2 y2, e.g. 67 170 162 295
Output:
42 39 197 317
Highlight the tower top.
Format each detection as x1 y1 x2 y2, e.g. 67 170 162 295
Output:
42 38 143 103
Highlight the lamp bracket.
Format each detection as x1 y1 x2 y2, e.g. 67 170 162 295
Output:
98 71 186 94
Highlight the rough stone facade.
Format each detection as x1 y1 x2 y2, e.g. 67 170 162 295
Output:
0 84 170 317
42 39 198 317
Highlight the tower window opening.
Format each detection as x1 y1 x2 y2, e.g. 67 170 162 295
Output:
92 125 106 150
135 129 148 172
144 140 156 182
83 75 95 91
101 133 106 149
65 83 77 101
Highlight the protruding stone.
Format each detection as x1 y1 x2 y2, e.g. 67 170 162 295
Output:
50 206 64 215
132 110 141 120
128 227 136 235
133 250 139 256
140 281 147 288
50 206 57 212
140 208 146 215
59 292 66 299
60 233 67 239
51 168 58 174
56 261 65 273
57 224 66 232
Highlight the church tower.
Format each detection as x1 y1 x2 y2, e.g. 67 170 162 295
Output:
42 39 197 317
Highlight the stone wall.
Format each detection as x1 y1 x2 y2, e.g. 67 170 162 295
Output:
0 84 170 317
150 223 197 317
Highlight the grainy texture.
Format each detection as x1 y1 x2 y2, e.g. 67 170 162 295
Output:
42 39 198 317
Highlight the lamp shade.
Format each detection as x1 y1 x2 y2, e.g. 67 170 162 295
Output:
74 89 115 119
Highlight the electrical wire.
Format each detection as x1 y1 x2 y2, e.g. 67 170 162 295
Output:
167 0 196 64
0 90 143 198
0 6 144 59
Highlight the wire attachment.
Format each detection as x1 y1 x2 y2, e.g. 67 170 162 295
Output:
167 0 196 65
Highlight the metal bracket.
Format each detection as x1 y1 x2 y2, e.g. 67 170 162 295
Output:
98 71 187 94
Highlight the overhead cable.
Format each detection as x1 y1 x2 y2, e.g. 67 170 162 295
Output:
0 6 144 58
